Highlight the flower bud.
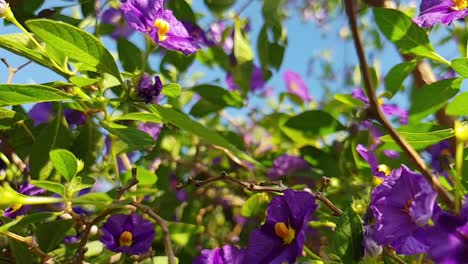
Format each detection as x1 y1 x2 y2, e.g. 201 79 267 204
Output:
455 121 468 143
0 0 13 21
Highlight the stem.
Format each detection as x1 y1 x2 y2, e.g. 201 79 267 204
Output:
303 246 322 260
130 202 176 264
343 0 455 208
9 18 47 54
2 231 52 263
454 141 464 213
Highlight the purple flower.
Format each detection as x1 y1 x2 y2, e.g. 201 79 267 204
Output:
101 8 133 39
182 21 213 46
245 189 317 264
356 144 391 178
64 109 87 126
208 21 234 53
352 88 408 124
120 0 200 55
100 214 155 255
426 198 468 263
370 165 437 255
427 140 453 175
413 0 468 28
138 73 163 103
226 65 265 92
283 70 312 102
362 225 382 258
137 122 163 141
267 154 311 180
383 150 400 159
28 102 54 126
193 245 246 264
4 182 45 218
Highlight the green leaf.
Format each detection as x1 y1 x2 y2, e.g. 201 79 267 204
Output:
241 193 269 217
69 76 99 87
0 84 70 106
410 78 462 122
385 61 417 97
169 222 204 247
329 208 363 263
451 58 468 77
204 0 235 13
72 192 113 205
113 112 164 123
282 110 345 139
380 129 454 149
192 84 243 108
148 104 258 165
84 241 104 258
49 149 78 182
189 99 225 117
162 83 182 98
26 19 122 82
373 8 448 64
122 166 158 186
234 19 254 64
0 33 71 77
0 218 21 233
446 92 468 116
0 108 25 130
36 219 73 252
14 212 58 229
117 39 143 72
30 180 66 196
334 94 366 108
101 122 155 150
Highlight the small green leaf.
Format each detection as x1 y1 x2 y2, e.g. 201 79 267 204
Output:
117 38 143 72
234 19 253 64
26 19 122 83
113 112 164 123
241 193 269 217
446 92 468 116
72 192 113 205
329 208 363 263
0 84 70 106
30 180 66 196
203 0 235 13
84 241 104 258
50 149 78 182
373 8 448 64
385 60 417 97
451 58 468 77
282 110 345 139
334 94 366 108
410 78 461 122
14 212 58 229
162 83 182 98
169 222 204 247
379 129 454 149
101 122 155 150
192 84 243 108
36 219 74 252
122 166 158 186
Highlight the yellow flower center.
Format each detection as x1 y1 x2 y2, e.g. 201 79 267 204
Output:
377 164 391 176
290 82 298 91
274 222 296 244
10 203 23 212
154 19 170 41
453 0 468 10
377 98 384 105
119 231 133 247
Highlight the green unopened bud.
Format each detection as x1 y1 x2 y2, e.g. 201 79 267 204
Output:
351 199 367 215
455 121 468 143
0 183 22 209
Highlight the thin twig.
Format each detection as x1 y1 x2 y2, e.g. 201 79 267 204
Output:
2 231 53 263
1 58 32 83
130 202 176 264
383 246 406 264
343 0 454 208
116 167 139 200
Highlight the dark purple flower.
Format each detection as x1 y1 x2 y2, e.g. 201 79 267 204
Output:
267 154 311 180
283 70 312 102
426 198 468 263
100 214 155 255
182 21 213 46
427 140 453 176
193 245 246 264
138 73 163 103
226 65 264 92
4 182 45 218
370 165 437 255
28 102 54 126
101 8 134 39
245 189 317 264
137 122 163 141
413 0 468 28
356 144 390 178
64 109 87 126
120 0 200 55
352 88 408 124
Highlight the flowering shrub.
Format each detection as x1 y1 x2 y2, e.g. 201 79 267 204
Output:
0 0 467 263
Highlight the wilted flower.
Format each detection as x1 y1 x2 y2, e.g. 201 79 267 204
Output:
370 165 436 255
182 21 213 47
193 245 246 264
246 189 317 263
413 0 468 28
4 182 45 218
426 198 468 263
101 8 134 39
138 73 163 103
267 154 311 180
283 70 312 102
120 0 200 55
362 225 383 258
138 122 163 141
100 214 155 255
